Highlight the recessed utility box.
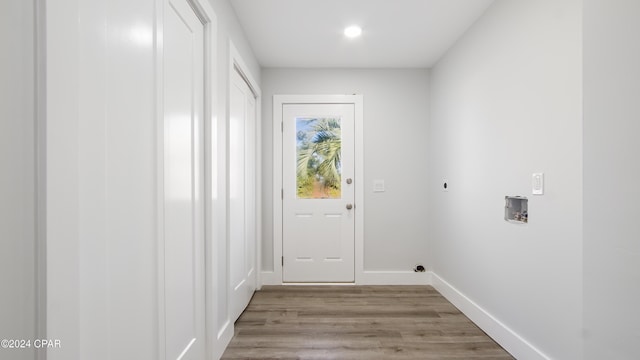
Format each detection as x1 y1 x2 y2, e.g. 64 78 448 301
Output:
505 196 528 224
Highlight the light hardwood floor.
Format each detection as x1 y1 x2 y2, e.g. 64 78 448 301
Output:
221 285 514 359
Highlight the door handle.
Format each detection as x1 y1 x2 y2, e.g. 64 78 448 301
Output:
346 204 353 210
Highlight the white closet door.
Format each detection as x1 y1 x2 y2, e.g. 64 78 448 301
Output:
229 69 257 321
163 0 206 358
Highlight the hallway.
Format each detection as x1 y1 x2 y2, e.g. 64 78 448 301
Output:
3 0 640 359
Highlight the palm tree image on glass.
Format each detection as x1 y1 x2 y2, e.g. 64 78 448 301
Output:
296 117 342 199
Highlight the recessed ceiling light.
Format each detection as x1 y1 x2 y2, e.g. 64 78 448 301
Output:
344 25 362 38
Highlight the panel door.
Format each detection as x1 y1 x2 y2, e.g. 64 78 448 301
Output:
163 0 206 358
282 103 355 282
229 69 257 321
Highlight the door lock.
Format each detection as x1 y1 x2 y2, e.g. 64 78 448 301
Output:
346 204 353 210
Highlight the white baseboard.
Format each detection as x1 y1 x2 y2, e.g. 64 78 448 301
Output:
212 320 234 360
260 271 280 286
431 272 550 360
358 270 432 285
260 270 432 286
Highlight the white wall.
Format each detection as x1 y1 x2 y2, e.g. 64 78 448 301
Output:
261 69 430 276
45 0 259 358
0 1 38 359
583 0 640 358
428 1 582 359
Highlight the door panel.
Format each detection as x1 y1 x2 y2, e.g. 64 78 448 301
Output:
282 104 355 282
229 69 257 321
163 0 205 358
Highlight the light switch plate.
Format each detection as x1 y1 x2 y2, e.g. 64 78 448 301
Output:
373 179 385 192
532 173 544 195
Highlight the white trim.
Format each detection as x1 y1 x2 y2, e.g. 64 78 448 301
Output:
359 271 431 285
272 94 364 285
272 98 283 283
431 272 550 360
261 270 431 286
259 271 279 286
212 321 233 360
229 43 261 99
353 97 364 284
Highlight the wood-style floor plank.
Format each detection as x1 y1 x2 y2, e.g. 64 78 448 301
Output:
221 285 514 360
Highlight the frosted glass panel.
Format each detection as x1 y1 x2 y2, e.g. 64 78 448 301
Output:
296 117 341 199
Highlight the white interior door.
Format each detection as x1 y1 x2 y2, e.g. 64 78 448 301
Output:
282 103 355 282
229 69 257 321
163 0 206 358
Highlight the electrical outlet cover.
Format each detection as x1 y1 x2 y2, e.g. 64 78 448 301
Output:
373 179 385 192
532 173 544 195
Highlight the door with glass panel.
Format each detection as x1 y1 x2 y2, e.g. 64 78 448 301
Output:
282 103 355 282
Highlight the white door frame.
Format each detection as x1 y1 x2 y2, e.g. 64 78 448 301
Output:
272 95 364 284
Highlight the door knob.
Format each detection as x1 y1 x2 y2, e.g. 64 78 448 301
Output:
346 178 352 184
346 204 353 210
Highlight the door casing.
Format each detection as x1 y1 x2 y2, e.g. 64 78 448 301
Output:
271 95 364 285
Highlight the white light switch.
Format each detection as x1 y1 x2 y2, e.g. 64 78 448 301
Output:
532 173 544 195
373 179 385 192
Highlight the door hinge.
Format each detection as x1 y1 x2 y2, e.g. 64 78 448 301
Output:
281 256 284 266
281 122 283 132
281 189 283 199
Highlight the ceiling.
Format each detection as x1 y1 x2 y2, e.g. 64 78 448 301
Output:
229 0 495 68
